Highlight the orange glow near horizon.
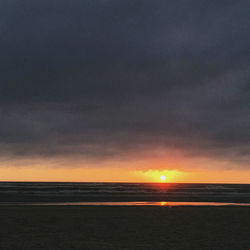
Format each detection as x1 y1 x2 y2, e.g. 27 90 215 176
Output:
0 166 184 183
1 144 250 183
0 165 250 184
132 169 185 183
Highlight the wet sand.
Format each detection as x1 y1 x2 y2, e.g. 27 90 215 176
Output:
1 206 250 250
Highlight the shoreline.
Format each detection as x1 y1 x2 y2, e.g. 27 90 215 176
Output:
1 201 250 207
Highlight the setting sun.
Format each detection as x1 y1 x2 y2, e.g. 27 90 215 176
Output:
132 169 184 183
160 175 166 181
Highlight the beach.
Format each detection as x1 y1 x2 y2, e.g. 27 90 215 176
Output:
1 206 250 250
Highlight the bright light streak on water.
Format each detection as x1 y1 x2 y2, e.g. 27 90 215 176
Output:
1 201 250 206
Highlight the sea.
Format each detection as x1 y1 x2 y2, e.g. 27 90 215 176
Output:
1 182 250 206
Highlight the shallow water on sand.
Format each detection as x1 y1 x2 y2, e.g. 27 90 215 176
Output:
1 201 250 206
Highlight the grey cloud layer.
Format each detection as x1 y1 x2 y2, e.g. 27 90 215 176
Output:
0 0 250 167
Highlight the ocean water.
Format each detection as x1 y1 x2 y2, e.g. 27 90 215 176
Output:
1 182 250 205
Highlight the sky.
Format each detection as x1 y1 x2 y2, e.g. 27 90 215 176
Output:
0 0 250 183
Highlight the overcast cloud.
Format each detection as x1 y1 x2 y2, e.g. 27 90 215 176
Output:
0 0 250 168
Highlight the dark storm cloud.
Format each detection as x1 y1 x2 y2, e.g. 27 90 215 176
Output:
0 0 250 167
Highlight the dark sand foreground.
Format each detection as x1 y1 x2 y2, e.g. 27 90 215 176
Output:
1 206 250 250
